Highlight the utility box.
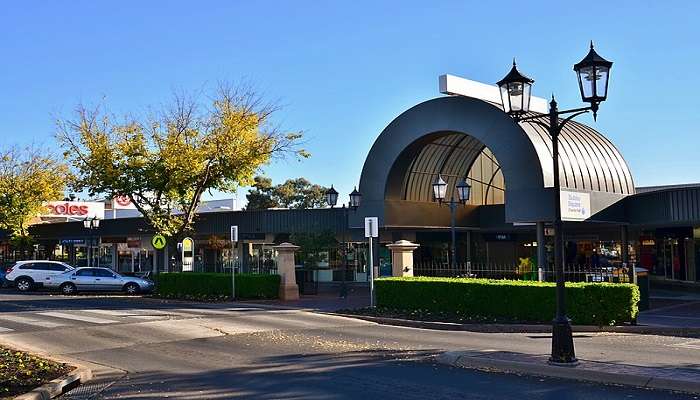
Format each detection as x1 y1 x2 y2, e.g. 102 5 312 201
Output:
636 267 650 311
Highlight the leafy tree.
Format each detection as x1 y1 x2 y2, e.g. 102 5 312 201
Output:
245 176 278 210
0 146 69 255
57 84 307 240
290 230 338 268
246 176 328 210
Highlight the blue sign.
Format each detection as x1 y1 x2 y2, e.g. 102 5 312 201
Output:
60 239 85 245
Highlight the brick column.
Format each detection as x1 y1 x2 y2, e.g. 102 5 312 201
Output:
273 242 300 300
386 240 420 277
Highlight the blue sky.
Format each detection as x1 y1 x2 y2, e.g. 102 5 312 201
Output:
2 1 699 203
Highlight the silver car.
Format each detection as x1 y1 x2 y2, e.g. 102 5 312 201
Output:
46 267 154 295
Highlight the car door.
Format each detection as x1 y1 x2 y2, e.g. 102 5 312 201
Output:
93 269 122 291
71 269 96 290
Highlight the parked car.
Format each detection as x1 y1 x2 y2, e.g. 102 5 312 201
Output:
4 261 76 292
45 267 154 295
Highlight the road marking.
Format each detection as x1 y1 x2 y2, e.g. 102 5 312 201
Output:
2 314 68 328
85 309 163 320
0 327 14 333
38 311 117 324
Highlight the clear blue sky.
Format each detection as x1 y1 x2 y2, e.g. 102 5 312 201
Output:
2 1 699 203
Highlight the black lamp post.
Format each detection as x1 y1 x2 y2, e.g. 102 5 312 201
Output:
325 185 362 298
83 216 101 268
497 42 612 364
432 175 471 274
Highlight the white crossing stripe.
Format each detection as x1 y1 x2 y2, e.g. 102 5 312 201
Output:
0 327 14 333
2 315 68 328
85 309 163 320
38 311 117 325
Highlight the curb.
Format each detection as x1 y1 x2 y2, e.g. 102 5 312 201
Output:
436 352 700 394
333 313 700 337
14 367 93 400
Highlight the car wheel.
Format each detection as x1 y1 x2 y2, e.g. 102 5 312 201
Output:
16 278 33 292
124 283 139 295
60 283 77 295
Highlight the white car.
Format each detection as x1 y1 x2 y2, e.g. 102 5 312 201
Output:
45 267 155 295
5 260 75 292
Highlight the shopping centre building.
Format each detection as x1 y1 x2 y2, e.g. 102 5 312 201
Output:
2 75 699 286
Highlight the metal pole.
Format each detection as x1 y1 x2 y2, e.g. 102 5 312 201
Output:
537 221 546 281
450 199 457 274
369 235 374 307
231 241 236 301
549 97 577 364
340 206 348 298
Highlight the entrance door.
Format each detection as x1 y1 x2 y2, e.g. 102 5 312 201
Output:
661 238 680 280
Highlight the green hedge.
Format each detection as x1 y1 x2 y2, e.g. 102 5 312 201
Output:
154 273 280 300
375 277 639 326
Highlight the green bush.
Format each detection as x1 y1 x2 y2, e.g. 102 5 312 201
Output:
375 277 639 326
154 273 280 300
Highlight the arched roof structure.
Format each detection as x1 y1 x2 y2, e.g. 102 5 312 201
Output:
355 95 634 228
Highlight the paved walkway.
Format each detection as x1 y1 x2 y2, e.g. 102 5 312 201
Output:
638 290 700 328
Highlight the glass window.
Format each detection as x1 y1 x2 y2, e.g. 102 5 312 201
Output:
94 269 114 277
19 263 39 270
75 269 95 277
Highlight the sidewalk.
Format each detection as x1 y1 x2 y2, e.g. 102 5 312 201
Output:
638 289 700 328
437 349 700 394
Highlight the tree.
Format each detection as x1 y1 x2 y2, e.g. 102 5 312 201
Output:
0 146 69 255
245 176 328 210
57 84 307 240
290 230 338 268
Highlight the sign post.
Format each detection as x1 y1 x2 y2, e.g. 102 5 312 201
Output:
364 217 379 307
151 234 167 272
181 237 194 272
230 226 238 301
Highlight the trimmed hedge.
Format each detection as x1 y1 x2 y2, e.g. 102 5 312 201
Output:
154 273 280 300
375 277 639 326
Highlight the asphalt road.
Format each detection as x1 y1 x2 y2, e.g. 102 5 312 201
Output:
1 290 698 400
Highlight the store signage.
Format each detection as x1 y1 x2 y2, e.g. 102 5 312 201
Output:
151 234 167 250
112 195 137 210
560 191 591 221
127 237 141 248
230 226 238 242
483 233 514 241
60 239 85 245
182 237 194 272
43 201 105 219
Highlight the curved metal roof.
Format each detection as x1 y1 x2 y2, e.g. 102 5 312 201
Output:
520 114 635 195
393 110 634 204
357 96 634 225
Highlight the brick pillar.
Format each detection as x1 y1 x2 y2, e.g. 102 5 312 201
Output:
386 240 420 277
273 242 300 300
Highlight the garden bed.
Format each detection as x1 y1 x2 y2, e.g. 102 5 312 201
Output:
0 345 73 398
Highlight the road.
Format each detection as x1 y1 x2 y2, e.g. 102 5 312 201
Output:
0 291 698 399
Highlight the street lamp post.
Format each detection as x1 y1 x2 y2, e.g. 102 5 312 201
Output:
432 175 471 274
83 216 101 268
496 42 613 364
325 186 362 298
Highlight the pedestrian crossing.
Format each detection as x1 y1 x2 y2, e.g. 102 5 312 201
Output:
0 307 215 333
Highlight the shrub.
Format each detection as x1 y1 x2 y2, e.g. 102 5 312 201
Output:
375 277 639 326
154 273 280 300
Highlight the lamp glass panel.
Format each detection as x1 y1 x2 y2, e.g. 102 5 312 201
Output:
522 82 532 113
595 66 609 99
508 82 524 112
578 66 595 99
433 178 447 201
499 85 511 113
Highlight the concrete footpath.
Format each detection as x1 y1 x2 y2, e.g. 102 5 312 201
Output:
437 350 700 395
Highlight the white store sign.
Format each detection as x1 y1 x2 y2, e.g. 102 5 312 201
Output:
560 191 591 221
